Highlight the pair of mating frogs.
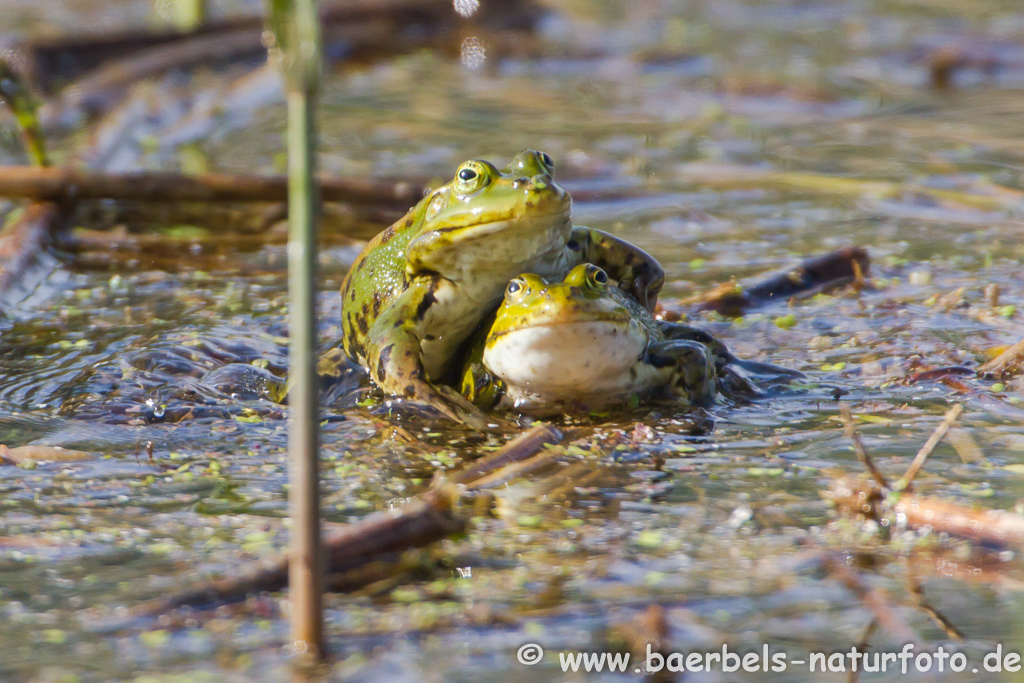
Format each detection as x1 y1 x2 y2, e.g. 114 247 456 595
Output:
338 150 794 428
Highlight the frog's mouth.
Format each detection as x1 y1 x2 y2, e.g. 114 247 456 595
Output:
433 208 571 239
410 209 573 279
483 317 647 396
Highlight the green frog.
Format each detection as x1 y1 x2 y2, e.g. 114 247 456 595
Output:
339 150 664 427
459 264 803 415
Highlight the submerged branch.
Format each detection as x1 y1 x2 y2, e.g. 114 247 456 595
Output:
978 338 1024 379
135 424 566 615
694 246 871 315
895 403 963 491
0 166 427 209
839 405 889 489
828 478 1024 550
822 553 915 643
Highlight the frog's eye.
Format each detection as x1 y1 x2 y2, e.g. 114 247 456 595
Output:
454 161 491 193
585 265 608 288
539 152 554 171
506 278 526 297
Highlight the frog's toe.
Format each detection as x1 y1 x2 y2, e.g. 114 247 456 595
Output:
434 385 493 431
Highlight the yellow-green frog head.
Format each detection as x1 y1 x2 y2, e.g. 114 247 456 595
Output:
482 264 652 397
406 150 571 281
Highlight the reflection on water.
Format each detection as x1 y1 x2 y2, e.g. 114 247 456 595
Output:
4 0 1024 680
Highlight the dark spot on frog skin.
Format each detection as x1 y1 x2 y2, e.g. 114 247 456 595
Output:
349 288 357 301
372 292 383 317
415 291 438 321
377 344 394 382
356 315 369 335
378 225 399 245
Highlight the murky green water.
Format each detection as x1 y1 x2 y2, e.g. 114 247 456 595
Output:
4 0 1024 681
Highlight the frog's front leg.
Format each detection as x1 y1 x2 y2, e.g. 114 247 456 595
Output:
365 283 490 429
569 227 664 311
646 339 717 407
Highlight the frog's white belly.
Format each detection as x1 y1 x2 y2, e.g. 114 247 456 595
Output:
483 320 654 406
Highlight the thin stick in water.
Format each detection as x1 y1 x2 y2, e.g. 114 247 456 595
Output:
839 405 889 489
896 403 963 491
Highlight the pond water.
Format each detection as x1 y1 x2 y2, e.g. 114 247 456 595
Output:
3 0 1024 681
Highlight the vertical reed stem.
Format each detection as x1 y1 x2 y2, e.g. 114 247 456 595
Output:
268 0 325 663
286 88 324 662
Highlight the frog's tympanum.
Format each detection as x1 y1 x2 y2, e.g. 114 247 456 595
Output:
339 151 663 427
460 264 804 415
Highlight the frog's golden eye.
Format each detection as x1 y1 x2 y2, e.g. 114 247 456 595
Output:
539 152 554 170
585 265 608 288
506 278 527 297
454 161 491 193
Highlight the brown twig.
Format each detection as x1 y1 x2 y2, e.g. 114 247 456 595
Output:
978 338 1024 379
135 425 566 615
847 618 878 683
828 477 1024 549
453 424 564 486
839 405 889 489
0 166 427 209
822 552 915 642
895 403 963 491
905 567 964 640
465 446 562 490
694 246 871 316
135 484 466 615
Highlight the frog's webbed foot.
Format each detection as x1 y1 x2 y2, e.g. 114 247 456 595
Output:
316 347 367 407
570 227 665 311
647 339 717 407
719 358 807 401
376 360 492 430
368 341 491 431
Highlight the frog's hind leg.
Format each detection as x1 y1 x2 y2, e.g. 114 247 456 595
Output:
570 227 665 311
646 339 717 407
657 320 805 396
364 284 490 430
656 321 733 368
